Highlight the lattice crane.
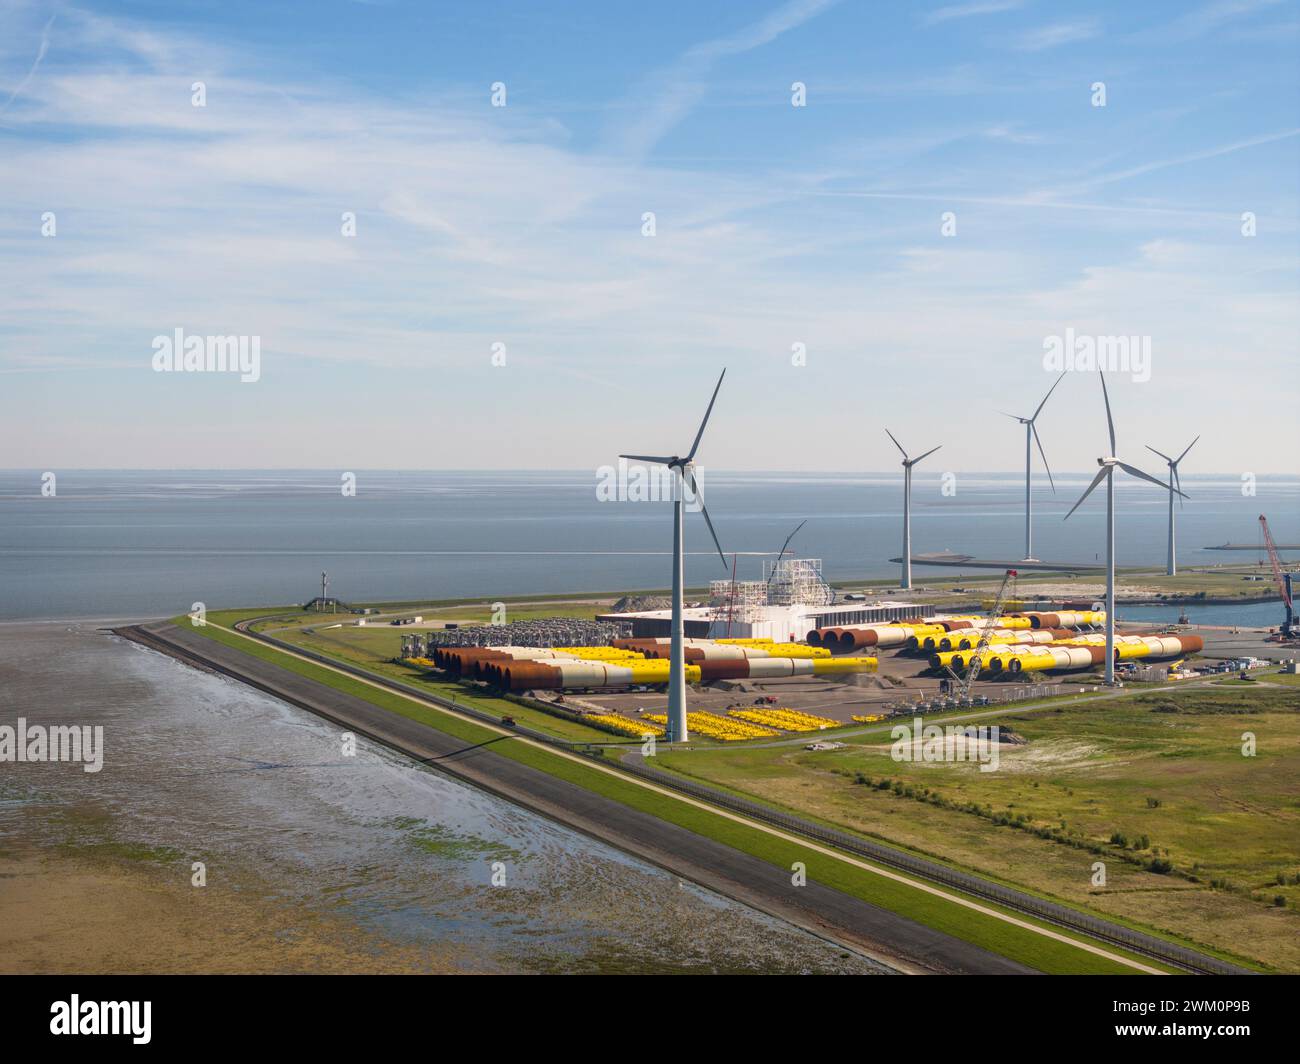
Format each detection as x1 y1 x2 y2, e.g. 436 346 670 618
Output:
946 568 1018 699
1259 514 1295 637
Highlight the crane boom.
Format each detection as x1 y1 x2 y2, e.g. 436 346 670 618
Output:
947 568 1018 699
1259 514 1295 636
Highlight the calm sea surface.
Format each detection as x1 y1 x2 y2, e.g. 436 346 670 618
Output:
1 469 1295 621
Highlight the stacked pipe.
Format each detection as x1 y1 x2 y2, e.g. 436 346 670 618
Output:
1011 610 1106 630
809 622 934 652
489 652 877 691
715 638 832 658
1111 634 1203 662
693 656 878 682
937 628 1068 652
430 646 552 675
997 634 1201 673
982 635 1145 672
487 658 706 691
1004 646 1108 673
930 644 1029 671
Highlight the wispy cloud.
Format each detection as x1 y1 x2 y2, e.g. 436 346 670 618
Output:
1012 20 1099 50
604 0 840 159
1049 127 1300 195
1142 0 1285 41
922 1 1025 27
0 13 55 118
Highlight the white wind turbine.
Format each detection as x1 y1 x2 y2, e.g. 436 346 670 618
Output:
1145 436 1199 577
886 430 941 592
1002 371 1066 561
620 370 729 742
1065 373 1186 684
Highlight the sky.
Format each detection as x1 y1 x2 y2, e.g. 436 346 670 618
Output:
0 0 1297 472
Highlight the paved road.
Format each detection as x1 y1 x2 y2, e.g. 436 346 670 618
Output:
122 621 1036 975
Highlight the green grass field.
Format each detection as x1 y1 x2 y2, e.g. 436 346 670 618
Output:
654 682 1300 970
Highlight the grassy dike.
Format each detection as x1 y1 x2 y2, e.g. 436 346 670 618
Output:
175 614 1170 974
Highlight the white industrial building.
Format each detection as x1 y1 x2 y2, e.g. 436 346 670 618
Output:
596 558 929 641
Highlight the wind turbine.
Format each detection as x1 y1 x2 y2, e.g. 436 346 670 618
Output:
1002 371 1066 561
1065 374 1186 684
620 369 729 742
1146 436 1199 577
885 430 941 592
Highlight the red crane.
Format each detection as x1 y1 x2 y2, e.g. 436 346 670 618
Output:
1258 514 1295 637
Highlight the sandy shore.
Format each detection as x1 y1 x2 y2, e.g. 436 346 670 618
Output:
0 842 462 975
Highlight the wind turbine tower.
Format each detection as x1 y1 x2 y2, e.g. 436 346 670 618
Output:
885 430 940 591
1003 371 1065 560
620 371 729 742
1146 436 1199 576
1065 374 1185 683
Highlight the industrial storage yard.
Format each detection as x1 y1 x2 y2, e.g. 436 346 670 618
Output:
276 570 1291 742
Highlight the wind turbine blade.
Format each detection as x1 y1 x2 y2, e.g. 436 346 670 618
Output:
998 411 1024 421
1099 372 1116 454
1032 423 1055 493
912 444 941 465
687 469 728 569
1144 444 1173 464
1174 465 1185 509
1176 434 1200 465
686 369 726 462
1065 467 1108 520
619 454 674 465
1117 461 1187 498
884 428 908 459
1031 370 1067 421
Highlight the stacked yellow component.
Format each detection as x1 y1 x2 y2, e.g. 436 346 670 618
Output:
405 657 436 667
623 660 703 683
730 707 839 732
851 713 886 723
584 713 665 738
554 647 646 661
642 711 778 741
714 638 830 658
764 643 830 659
811 656 878 674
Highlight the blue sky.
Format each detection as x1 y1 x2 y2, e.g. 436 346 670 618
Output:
1 0 1296 471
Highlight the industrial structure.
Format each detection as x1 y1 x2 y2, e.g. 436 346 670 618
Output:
1259 513 1296 637
598 573 928 641
943 568 1018 699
